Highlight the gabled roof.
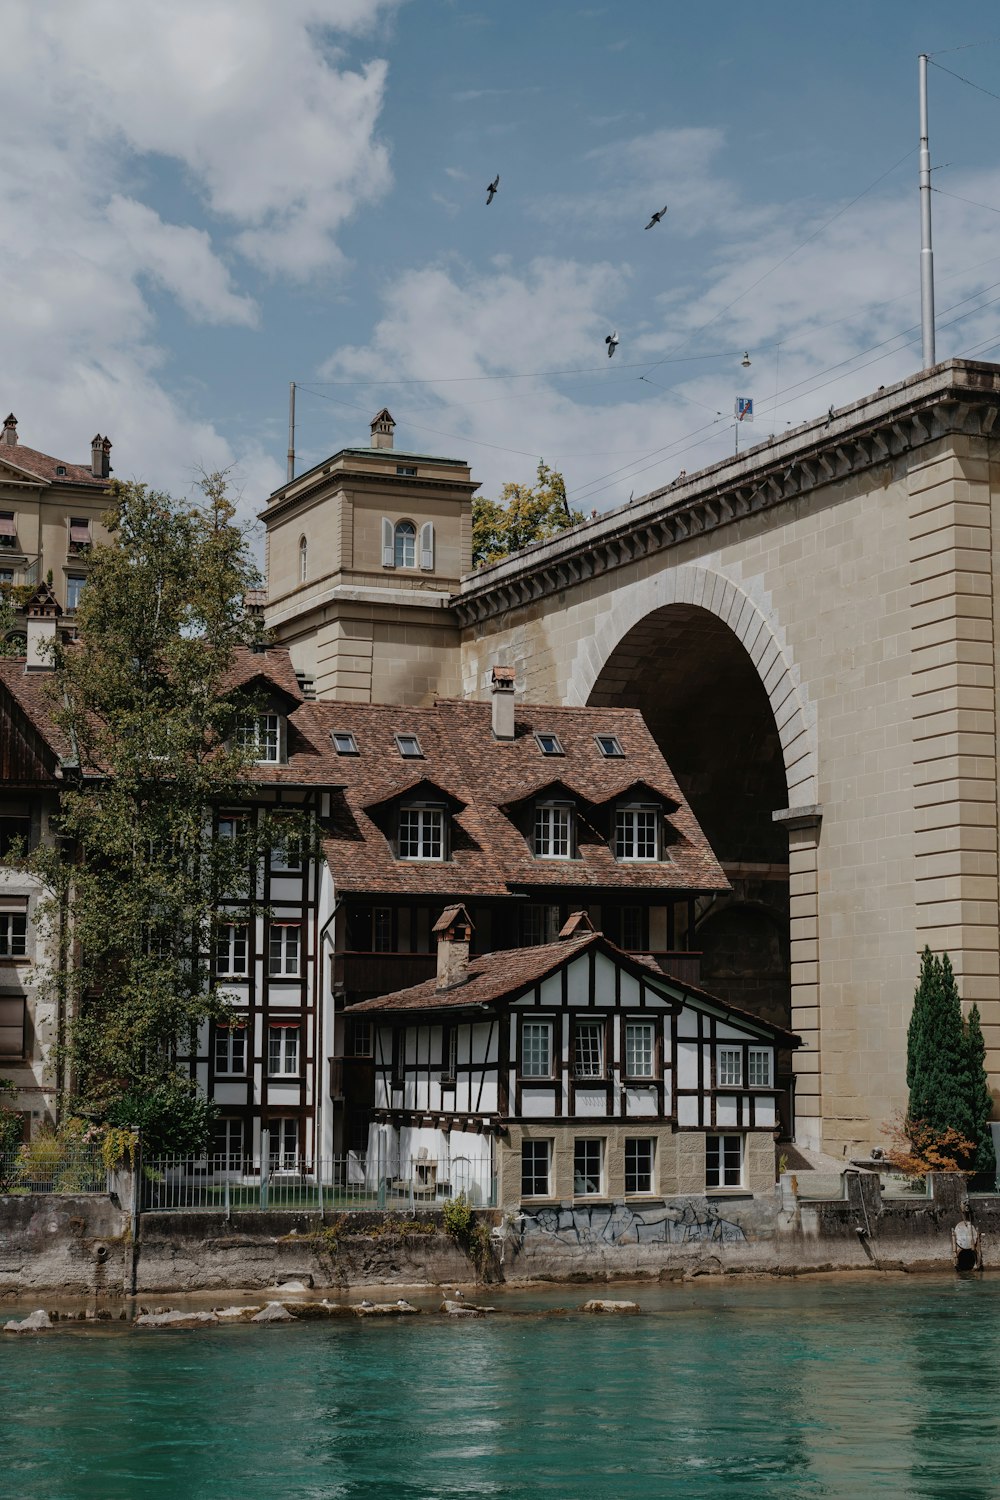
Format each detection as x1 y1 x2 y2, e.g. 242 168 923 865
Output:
0 444 108 489
312 698 726 896
349 928 801 1046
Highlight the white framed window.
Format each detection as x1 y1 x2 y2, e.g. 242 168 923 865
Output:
299 535 307 583
214 1023 247 1076
332 731 357 755
395 733 422 758
717 1047 743 1087
534 804 571 859
625 1020 655 1078
268 922 301 976
66 574 87 611
614 807 658 861
574 1138 603 1196
268 1024 300 1076
521 1020 553 1078
372 907 393 952
574 1020 604 1078
521 1139 552 1198
398 807 444 860
748 1047 773 1087
0 913 27 958
625 1138 655 1194
215 922 249 977
706 1133 743 1189
0 512 16 549
212 1117 245 1168
394 520 416 568
595 733 624 758
238 714 282 764
0 569 13 588
217 813 248 844
397 464 417 477
268 1116 299 1172
270 820 304 873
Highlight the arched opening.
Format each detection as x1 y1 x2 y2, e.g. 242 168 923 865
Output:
589 602 791 1031
394 520 416 569
299 535 308 584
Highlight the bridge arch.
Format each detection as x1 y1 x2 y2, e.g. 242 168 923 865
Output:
578 566 818 1058
570 564 817 810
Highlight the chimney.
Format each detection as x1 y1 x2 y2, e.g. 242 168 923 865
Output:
2 414 17 446
91 434 103 478
101 435 112 478
490 663 515 740
24 581 62 671
433 904 474 991
370 407 395 450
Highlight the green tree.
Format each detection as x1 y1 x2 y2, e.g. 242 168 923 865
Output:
472 462 585 567
905 947 994 1174
964 1002 996 1179
28 475 295 1150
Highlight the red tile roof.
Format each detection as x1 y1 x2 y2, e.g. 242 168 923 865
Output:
0 443 107 489
349 929 801 1044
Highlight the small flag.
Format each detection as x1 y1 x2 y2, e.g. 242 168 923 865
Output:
735 397 754 423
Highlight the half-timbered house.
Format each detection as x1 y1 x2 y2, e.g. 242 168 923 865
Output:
351 908 799 1207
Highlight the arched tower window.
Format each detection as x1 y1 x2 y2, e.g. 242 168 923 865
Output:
394 520 416 568
299 535 307 584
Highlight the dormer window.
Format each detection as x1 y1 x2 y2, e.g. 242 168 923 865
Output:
332 731 358 755
398 805 445 860
238 713 283 764
534 803 572 859
395 733 422 758
535 733 564 757
596 734 624 758
614 805 659 861
69 518 91 554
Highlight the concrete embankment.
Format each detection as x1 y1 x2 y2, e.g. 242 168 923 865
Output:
1 1171 996 1296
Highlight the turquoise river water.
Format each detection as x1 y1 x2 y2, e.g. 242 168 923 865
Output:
2 1274 1000 1499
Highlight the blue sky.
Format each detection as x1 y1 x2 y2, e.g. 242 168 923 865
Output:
7 1 1000 540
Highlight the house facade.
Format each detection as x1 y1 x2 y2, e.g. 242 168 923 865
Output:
0 416 113 636
351 908 797 1208
0 638 735 1167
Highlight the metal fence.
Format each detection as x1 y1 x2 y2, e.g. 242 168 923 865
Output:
140 1152 497 1214
0 1144 109 1196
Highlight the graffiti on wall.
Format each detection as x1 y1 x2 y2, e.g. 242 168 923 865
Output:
519 1199 747 1249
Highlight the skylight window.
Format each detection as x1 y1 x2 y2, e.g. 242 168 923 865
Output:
395 733 423 758
332 731 358 755
535 733 564 756
596 734 624 758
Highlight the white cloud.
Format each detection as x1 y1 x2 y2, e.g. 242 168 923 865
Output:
0 0 397 540
106 198 258 327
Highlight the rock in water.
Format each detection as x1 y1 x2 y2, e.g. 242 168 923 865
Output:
134 1310 218 1329
4 1309 53 1333
440 1299 493 1317
582 1299 640 1315
251 1302 297 1323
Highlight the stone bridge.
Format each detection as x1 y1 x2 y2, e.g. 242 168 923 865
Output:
454 360 1000 1157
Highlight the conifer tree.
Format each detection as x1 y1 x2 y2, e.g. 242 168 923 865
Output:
906 948 970 1144
964 1002 997 1179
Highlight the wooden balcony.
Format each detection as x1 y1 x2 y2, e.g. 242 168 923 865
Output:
641 951 702 987
335 951 436 1000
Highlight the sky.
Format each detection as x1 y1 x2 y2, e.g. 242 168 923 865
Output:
7 1 1000 545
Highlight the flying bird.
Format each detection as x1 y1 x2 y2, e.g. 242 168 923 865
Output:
486 174 499 205
644 205 668 230
605 330 619 358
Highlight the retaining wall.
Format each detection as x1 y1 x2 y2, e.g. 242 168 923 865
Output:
3 1174 1000 1294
